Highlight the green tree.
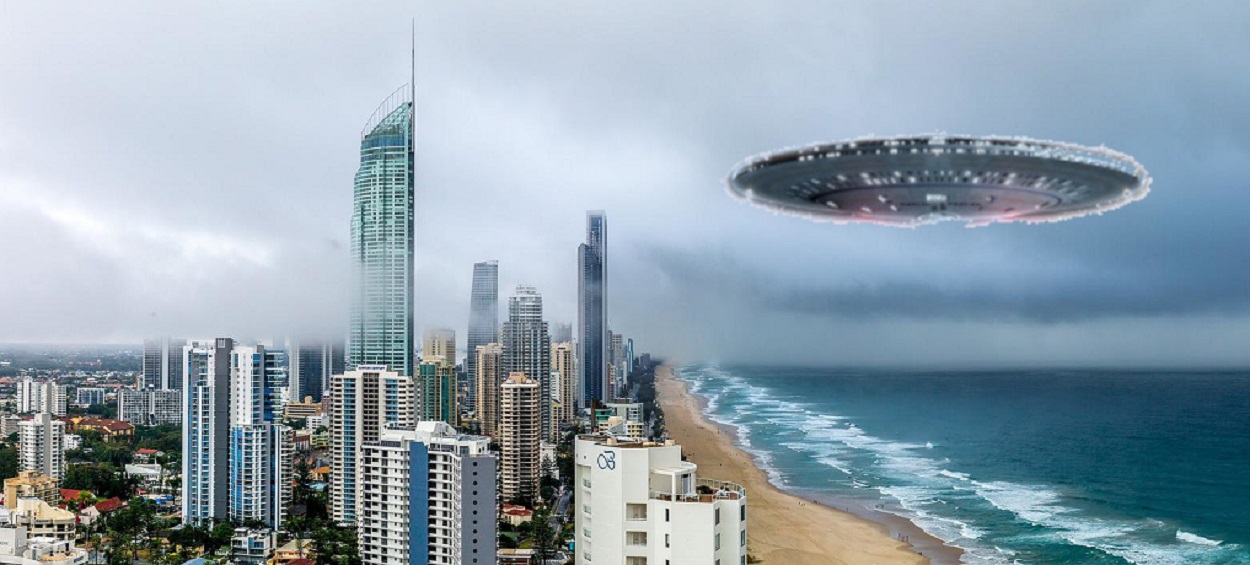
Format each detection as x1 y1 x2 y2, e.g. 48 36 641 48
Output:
0 445 17 480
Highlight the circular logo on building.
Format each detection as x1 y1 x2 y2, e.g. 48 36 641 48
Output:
596 450 616 470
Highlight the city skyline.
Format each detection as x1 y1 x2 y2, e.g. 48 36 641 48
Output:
3 3 1250 367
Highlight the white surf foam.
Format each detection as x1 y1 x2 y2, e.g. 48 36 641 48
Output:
1176 530 1221 546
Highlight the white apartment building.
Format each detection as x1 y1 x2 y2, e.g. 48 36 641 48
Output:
118 389 182 426
575 436 747 565
330 365 416 526
18 414 65 481
358 422 496 565
73 387 105 407
16 379 67 417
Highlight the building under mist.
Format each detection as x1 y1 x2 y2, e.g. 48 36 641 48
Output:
578 211 608 408
465 260 499 414
348 86 416 378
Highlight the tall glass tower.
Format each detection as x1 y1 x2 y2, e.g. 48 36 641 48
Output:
465 260 499 413
503 285 551 441
578 211 608 408
349 87 415 377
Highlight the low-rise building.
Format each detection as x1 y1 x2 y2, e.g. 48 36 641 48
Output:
132 449 163 464
9 498 77 542
60 418 133 442
230 529 276 565
502 504 533 527
0 521 89 565
61 435 81 452
2 473 58 510
267 538 314 564
282 398 322 422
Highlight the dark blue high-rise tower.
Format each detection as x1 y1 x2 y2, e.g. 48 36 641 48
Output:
577 211 607 407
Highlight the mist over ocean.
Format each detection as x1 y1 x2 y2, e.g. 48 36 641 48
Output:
677 365 1250 564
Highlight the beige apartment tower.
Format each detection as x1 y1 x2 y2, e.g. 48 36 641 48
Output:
422 328 456 364
475 343 504 437
552 341 576 434
500 372 541 503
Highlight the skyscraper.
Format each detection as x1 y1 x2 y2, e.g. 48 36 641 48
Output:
143 337 186 390
422 328 456 364
182 339 291 529
465 260 499 413
183 338 233 526
349 86 415 378
418 359 457 425
288 338 344 404
578 211 608 408
228 344 292 529
329 366 416 526
552 341 576 434
500 373 541 503
502 285 552 440
358 422 496 565
475 343 504 437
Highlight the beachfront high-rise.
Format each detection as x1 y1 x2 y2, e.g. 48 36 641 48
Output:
358 422 496 565
182 338 232 526
574 436 747 565
502 285 552 441
181 339 292 529
465 260 499 414
578 211 608 408
552 341 576 434
143 337 187 390
18 413 65 481
348 86 416 378
500 372 541 503
227 344 292 529
475 343 504 437
329 365 416 526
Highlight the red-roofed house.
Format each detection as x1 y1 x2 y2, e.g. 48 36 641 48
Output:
93 497 123 514
63 417 134 441
502 504 533 527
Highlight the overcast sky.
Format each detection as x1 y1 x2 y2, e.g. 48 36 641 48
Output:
2 1 1248 367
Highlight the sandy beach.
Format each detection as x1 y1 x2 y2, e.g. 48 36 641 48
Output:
656 364 959 565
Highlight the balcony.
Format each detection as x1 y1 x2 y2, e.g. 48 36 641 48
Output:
651 479 746 503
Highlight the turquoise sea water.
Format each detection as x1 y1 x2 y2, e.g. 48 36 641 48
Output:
676 365 1250 564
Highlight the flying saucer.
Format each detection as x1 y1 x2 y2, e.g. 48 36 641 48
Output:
727 134 1149 227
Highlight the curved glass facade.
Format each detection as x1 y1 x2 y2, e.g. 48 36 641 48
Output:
349 88 415 377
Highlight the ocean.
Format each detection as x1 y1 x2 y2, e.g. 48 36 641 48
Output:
675 364 1250 564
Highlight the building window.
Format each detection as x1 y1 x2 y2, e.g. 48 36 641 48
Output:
665 534 669 548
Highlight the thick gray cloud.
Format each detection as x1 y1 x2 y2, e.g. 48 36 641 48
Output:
1 1 1248 366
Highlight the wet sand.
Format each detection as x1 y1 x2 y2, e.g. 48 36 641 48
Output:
656 364 962 565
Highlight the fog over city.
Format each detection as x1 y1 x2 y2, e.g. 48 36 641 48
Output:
2 1 1249 366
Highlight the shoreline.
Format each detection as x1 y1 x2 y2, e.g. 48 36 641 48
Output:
655 364 963 565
